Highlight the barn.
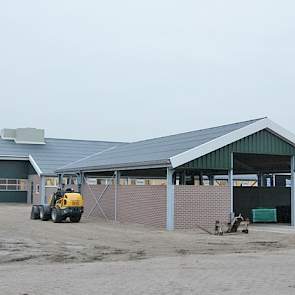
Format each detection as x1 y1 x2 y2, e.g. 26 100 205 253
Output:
56 117 295 231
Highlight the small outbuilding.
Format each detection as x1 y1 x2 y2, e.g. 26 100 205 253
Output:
57 117 295 231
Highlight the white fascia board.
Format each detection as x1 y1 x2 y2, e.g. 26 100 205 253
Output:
29 155 43 176
170 118 295 168
264 120 295 146
0 155 29 161
14 140 45 145
0 154 44 176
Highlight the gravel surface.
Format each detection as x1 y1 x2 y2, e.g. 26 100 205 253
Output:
1 204 295 294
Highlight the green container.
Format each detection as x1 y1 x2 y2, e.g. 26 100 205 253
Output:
252 208 277 223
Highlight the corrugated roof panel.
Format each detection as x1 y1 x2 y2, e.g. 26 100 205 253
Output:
0 137 126 175
59 118 264 172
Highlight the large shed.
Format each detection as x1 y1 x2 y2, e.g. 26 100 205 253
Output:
57 118 295 231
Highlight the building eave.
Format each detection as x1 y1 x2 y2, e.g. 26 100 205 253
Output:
56 160 171 174
0 154 44 176
0 155 29 161
28 155 43 176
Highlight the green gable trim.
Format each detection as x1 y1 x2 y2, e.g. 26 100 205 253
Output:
181 129 295 170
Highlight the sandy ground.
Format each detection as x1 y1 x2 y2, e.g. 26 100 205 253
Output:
1 204 295 294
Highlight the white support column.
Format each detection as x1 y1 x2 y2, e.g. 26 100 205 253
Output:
166 168 175 231
115 170 120 222
258 172 264 187
291 156 295 226
228 153 234 220
40 176 46 205
77 172 83 193
199 171 204 185
209 175 215 186
58 174 63 188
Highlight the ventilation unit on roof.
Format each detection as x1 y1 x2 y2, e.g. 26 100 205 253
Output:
1 128 45 145
1 128 16 140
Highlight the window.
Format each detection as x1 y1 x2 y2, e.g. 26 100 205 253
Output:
214 180 228 186
234 180 258 187
63 177 77 185
148 179 166 185
87 178 98 185
86 177 166 186
127 178 166 186
7 179 17 185
36 184 40 194
0 179 28 191
88 178 115 185
135 179 145 186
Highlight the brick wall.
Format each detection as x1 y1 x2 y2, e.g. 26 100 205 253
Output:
81 183 231 231
81 184 166 228
30 175 41 204
118 186 167 228
174 186 231 232
27 175 33 204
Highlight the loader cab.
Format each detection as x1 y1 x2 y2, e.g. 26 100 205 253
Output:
50 188 64 206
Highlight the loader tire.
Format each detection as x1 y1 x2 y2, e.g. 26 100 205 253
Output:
30 205 40 220
40 205 51 221
51 208 63 223
70 214 81 223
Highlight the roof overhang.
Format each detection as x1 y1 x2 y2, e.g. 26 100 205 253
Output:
55 118 295 174
0 155 29 161
170 118 295 168
56 160 171 174
0 154 43 176
28 155 43 176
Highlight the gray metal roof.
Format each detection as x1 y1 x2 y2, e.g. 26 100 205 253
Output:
0 137 125 175
58 118 264 173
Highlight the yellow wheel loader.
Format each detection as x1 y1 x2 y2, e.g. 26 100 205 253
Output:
30 188 84 223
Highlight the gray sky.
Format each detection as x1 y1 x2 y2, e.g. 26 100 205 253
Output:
0 1 294 142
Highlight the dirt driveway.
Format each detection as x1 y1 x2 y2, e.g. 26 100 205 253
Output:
1 204 295 294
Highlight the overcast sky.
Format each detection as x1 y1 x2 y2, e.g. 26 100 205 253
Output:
0 1 294 142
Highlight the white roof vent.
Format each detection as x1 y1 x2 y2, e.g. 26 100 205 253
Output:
1 128 45 145
1 128 16 140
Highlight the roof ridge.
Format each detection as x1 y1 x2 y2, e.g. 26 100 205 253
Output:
58 145 119 170
45 137 127 144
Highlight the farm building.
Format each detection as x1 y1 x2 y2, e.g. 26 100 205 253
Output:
56 117 295 231
0 128 125 204
1 118 295 232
